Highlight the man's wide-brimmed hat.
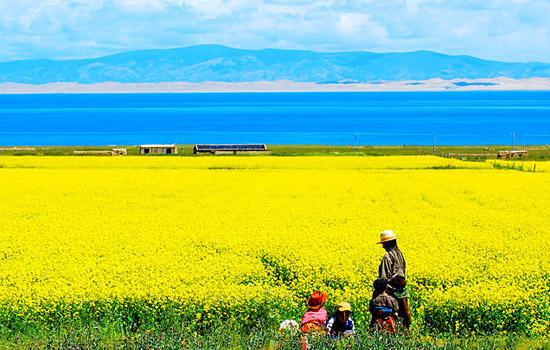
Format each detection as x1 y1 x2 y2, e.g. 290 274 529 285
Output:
307 290 327 310
377 229 397 244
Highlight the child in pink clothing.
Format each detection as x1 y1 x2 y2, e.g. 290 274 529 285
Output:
299 290 328 349
301 307 328 332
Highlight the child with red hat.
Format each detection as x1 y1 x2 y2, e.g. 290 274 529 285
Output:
300 290 328 333
299 290 328 350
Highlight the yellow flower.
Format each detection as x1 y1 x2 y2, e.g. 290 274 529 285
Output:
0 156 547 335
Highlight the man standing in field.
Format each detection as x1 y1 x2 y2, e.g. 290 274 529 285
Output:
378 229 411 330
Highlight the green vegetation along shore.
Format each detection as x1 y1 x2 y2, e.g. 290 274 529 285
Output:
1 144 550 160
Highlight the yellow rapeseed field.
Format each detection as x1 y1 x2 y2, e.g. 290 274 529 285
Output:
0 156 548 335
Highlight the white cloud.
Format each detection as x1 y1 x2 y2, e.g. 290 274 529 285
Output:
0 0 548 62
116 0 168 12
336 12 387 40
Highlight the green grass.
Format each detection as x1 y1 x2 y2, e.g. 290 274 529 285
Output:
490 161 542 172
1 321 548 350
1 145 550 160
0 296 548 349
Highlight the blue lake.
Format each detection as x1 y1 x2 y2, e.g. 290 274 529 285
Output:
0 91 549 146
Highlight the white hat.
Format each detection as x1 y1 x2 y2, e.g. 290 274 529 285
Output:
278 319 299 333
377 229 397 244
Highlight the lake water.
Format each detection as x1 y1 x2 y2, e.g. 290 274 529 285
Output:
0 91 549 146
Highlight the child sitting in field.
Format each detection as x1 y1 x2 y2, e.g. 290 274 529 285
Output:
300 290 328 333
300 290 328 349
326 301 355 338
369 278 399 334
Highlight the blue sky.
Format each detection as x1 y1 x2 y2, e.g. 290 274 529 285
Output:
0 0 549 62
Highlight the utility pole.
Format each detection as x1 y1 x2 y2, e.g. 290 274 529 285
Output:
181 131 184 155
432 133 436 156
512 132 516 150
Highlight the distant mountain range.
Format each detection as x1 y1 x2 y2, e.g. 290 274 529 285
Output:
1 45 549 84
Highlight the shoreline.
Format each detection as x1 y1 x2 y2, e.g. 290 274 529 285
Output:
1 78 550 93
1 145 549 160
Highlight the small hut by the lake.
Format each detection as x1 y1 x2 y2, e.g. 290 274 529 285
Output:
139 144 178 155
